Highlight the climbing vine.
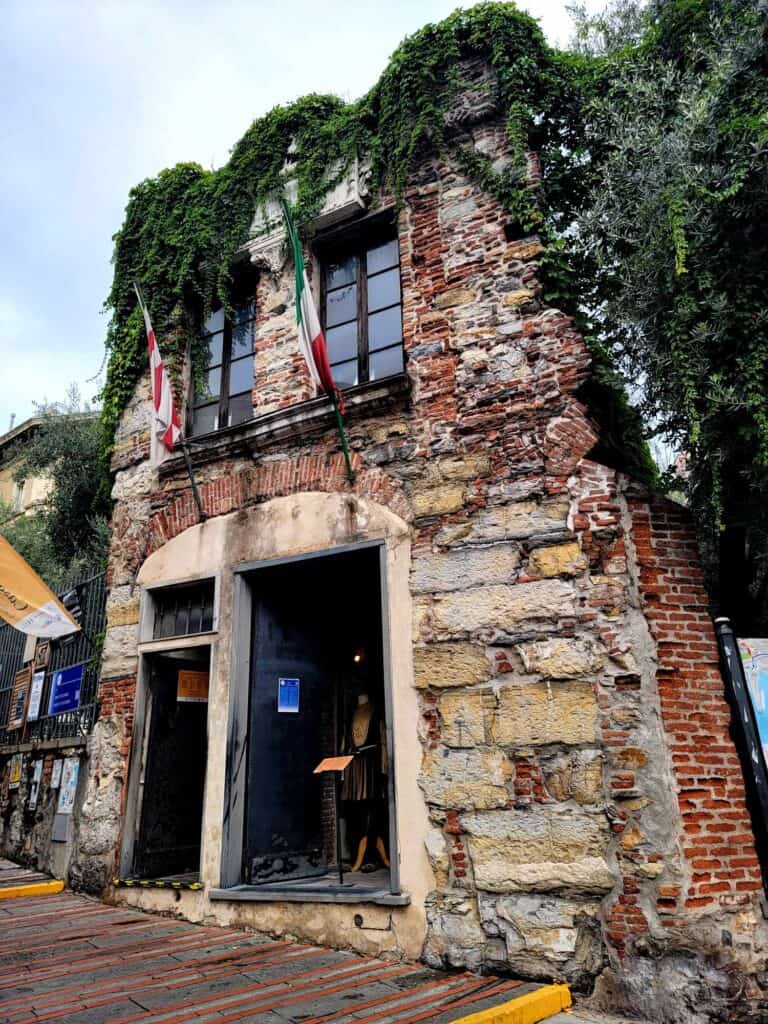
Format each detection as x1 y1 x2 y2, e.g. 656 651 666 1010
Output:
100 2 603 467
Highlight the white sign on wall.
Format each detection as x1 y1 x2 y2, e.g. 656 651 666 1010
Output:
26 671 45 723
50 759 63 789
56 757 80 815
28 760 43 811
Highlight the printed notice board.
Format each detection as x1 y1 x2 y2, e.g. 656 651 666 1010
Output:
8 754 22 790
739 638 768 766
7 668 31 730
277 677 300 713
56 757 80 815
28 760 43 811
51 759 63 789
27 670 45 722
177 669 209 703
48 663 85 716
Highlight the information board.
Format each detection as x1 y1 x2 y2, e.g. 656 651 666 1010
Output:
277 677 300 713
48 663 85 716
28 760 43 811
56 757 80 815
27 670 45 722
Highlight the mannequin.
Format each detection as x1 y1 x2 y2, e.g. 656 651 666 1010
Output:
341 693 389 871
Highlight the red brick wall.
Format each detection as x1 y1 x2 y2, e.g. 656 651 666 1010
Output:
630 496 763 915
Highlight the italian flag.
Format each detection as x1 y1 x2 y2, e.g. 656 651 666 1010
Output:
282 201 344 413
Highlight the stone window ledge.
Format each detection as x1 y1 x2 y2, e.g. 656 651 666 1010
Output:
160 374 410 477
208 884 411 907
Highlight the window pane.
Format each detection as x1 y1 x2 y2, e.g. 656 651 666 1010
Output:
331 359 358 388
229 355 254 395
370 345 404 381
202 308 225 336
367 267 401 313
366 238 398 276
233 300 256 325
326 321 358 364
325 254 357 291
368 305 402 352
192 403 218 435
326 283 357 327
196 364 221 401
228 391 253 427
203 333 223 365
232 319 254 358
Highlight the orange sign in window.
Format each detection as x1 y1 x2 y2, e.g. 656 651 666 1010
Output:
177 670 210 703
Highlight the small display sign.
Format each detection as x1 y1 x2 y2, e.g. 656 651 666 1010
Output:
7 668 31 730
177 669 210 703
48 663 85 716
28 760 43 811
56 757 80 815
277 677 300 713
51 759 63 789
8 754 22 790
27 670 45 722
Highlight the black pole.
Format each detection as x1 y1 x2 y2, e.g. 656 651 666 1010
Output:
335 772 344 887
714 617 768 874
180 439 206 523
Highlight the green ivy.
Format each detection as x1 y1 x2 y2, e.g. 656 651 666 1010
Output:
101 1 647 484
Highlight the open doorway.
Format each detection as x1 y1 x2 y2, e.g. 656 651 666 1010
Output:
132 647 210 884
244 545 396 895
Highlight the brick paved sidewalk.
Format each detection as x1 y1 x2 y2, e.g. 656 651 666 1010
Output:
0 890 548 1024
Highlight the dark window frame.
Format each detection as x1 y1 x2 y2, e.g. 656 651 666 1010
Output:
190 285 257 437
318 221 403 390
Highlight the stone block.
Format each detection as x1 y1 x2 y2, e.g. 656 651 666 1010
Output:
503 289 536 308
461 807 614 894
439 690 489 747
527 542 587 579
489 682 598 746
412 484 465 518
542 750 604 804
424 891 500 970
411 544 518 594
478 893 603 980
436 498 569 547
436 454 491 481
431 581 575 637
106 596 140 629
100 624 139 680
517 637 604 679
424 829 450 887
413 642 491 689
419 747 513 810
434 287 476 310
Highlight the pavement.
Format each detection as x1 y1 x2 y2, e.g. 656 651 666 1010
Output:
0 859 645 1024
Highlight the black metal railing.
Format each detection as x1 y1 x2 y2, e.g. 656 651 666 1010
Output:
0 568 107 749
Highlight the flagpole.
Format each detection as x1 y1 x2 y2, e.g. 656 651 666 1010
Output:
180 438 207 522
331 394 356 485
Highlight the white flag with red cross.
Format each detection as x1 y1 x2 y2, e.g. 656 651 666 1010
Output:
133 283 182 466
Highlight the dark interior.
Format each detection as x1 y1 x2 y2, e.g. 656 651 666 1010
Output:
134 649 209 880
244 546 390 888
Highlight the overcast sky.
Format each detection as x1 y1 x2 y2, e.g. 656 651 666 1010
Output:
0 0 598 432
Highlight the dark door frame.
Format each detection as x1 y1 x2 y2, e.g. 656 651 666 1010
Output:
221 540 400 894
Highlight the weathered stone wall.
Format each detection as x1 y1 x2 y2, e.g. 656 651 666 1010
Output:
86 81 768 1022
0 746 87 880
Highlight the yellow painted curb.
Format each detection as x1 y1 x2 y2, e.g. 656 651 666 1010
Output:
452 983 572 1024
0 880 64 900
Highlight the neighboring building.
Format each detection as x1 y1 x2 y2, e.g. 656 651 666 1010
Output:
65 49 767 1024
0 417 52 517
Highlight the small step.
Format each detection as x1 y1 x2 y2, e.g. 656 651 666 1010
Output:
0 856 64 899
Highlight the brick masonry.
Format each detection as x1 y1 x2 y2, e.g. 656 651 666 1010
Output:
83 63 768 1024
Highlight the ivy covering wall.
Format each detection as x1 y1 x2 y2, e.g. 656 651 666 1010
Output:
101 2 649 472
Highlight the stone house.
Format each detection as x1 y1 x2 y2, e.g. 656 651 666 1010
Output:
0 417 53 517
74 49 768 1024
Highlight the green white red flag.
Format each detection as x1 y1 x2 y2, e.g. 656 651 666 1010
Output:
282 202 344 413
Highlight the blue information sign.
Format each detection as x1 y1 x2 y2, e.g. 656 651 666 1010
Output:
48 663 85 716
277 677 300 713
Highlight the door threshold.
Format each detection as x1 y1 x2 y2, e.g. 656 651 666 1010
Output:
114 872 202 891
209 882 410 906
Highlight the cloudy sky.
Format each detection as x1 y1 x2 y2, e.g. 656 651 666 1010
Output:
0 0 598 432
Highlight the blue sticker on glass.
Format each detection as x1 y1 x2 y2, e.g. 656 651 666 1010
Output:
277 677 300 713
